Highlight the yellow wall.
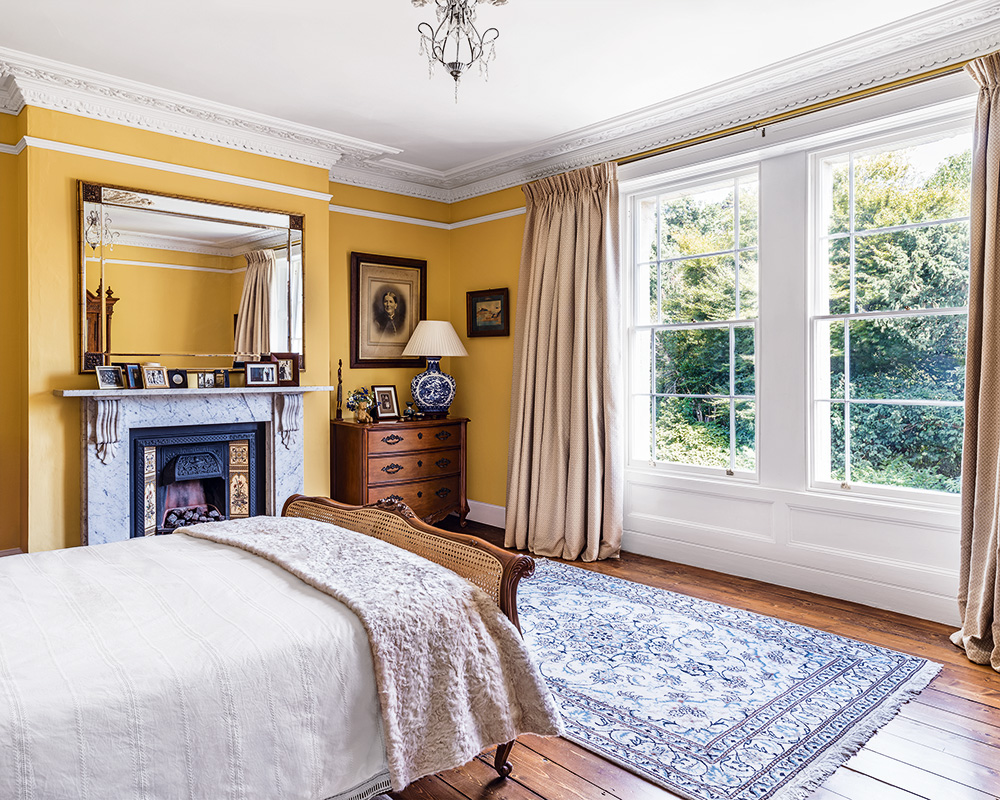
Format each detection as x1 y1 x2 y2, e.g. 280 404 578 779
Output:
0 132 27 553
20 106 331 552
328 182 526 510
8 98 529 553
328 185 452 458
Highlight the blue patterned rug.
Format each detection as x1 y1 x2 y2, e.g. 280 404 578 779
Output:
518 560 940 800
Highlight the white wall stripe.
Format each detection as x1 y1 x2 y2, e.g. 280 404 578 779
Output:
329 203 525 231
0 141 25 156
86 257 244 275
19 136 333 202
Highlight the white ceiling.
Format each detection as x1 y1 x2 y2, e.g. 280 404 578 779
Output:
1 1 997 200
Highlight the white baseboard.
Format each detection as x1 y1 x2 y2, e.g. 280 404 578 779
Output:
621 529 960 627
467 500 506 529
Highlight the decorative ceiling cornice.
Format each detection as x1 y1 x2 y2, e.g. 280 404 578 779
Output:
3 1 999 202
0 47 401 170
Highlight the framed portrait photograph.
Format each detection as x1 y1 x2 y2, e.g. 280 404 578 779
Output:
467 288 510 338
141 366 169 389
270 352 300 387
95 365 124 390
196 372 216 389
213 369 230 388
350 252 427 368
371 384 400 420
245 362 278 386
113 362 142 389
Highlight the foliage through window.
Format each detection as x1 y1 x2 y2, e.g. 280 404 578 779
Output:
631 171 758 474
813 131 971 495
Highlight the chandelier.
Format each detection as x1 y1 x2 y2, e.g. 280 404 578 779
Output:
412 0 507 98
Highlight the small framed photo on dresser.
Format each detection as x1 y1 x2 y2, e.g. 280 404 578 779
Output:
371 384 400 420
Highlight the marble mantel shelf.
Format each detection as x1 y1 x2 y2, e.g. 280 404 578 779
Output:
54 386 335 399
59 385 335 470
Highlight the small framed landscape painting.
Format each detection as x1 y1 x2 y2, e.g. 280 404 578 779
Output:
466 288 510 337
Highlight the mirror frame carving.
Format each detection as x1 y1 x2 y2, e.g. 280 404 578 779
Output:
78 181 305 373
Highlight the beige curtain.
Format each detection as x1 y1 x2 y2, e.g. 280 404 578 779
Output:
505 163 623 562
952 53 1000 672
234 249 275 357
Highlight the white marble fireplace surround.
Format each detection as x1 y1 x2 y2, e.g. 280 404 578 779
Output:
55 387 333 545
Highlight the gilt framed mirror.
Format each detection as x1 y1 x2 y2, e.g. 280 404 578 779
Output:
78 181 304 373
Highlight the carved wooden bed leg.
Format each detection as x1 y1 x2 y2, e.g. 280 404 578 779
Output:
493 740 514 778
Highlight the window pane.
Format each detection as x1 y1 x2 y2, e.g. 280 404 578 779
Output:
738 175 758 249
738 253 758 319
814 320 846 400
632 328 653 392
631 394 653 461
816 401 847 483
824 237 851 315
660 181 735 258
854 222 970 312
662 255 736 323
734 326 755 396
735 401 756 471
849 315 966 401
849 403 963 493
655 328 730 395
822 156 851 236
637 196 658 262
853 135 972 232
655 397 730 468
636 261 656 325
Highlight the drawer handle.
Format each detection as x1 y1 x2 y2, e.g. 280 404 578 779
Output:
385 494 404 503
381 463 404 475
435 458 451 469
435 430 452 441
435 487 452 498
381 434 403 446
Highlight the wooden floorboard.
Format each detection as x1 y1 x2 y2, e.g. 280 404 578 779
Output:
388 517 1000 800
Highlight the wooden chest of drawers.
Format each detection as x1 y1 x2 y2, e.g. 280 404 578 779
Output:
330 417 469 525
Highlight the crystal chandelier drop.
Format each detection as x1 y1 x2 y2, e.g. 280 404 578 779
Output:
412 0 507 99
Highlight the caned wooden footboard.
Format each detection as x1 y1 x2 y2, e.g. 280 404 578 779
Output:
281 494 534 633
281 494 532 779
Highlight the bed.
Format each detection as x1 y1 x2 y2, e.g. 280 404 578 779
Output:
0 494 562 800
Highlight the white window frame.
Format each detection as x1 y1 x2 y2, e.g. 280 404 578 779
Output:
626 166 760 481
807 122 972 506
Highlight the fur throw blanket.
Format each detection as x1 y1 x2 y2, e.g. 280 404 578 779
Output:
181 516 563 790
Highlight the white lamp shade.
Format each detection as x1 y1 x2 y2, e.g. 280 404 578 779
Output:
401 320 468 358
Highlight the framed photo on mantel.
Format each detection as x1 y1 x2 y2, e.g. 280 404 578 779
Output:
350 252 426 368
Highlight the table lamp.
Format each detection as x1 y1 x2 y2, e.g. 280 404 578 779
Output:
401 320 468 417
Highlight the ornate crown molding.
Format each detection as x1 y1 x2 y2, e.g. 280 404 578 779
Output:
0 47 401 169
4 1 1000 202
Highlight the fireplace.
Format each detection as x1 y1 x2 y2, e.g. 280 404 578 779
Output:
130 423 266 537
57 386 329 546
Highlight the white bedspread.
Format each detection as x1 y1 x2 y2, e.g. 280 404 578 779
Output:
0 534 390 800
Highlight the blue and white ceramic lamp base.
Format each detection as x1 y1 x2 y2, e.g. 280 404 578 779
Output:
411 357 456 416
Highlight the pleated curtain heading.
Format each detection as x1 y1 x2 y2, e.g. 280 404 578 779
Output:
505 162 623 562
